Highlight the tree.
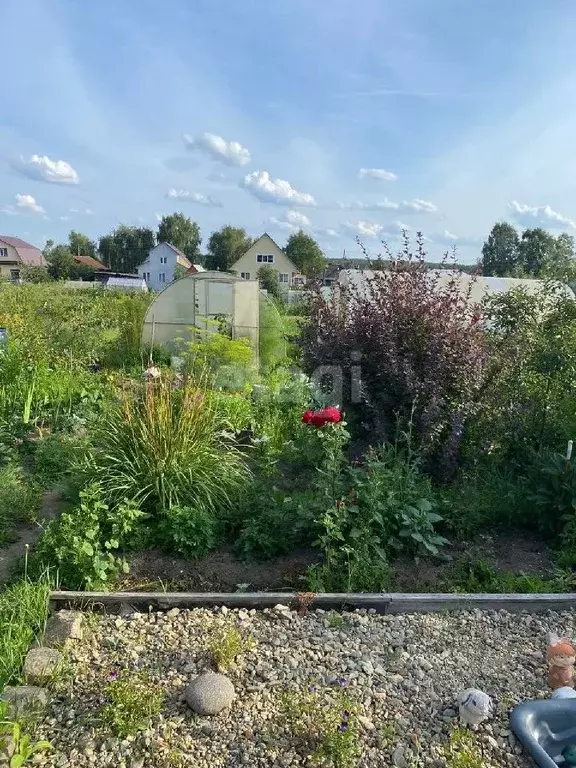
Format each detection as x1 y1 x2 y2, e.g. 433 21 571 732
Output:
98 225 155 273
480 222 519 276
157 213 201 262
68 230 97 258
517 228 558 276
285 230 326 278
46 245 74 280
257 265 281 299
206 226 253 271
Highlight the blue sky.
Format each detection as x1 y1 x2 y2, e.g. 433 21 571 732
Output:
2 0 576 263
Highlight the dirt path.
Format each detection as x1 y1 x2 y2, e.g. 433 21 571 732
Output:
0 491 63 582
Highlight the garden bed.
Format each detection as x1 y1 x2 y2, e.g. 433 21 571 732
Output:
29 604 568 767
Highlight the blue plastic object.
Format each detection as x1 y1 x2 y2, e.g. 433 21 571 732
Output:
511 699 576 766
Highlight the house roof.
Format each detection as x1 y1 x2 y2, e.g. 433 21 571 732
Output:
0 236 46 266
73 254 106 270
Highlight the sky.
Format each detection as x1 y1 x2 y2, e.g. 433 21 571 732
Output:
2 0 576 264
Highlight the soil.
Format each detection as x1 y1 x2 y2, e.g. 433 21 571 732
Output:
124 546 319 592
122 530 556 593
0 490 63 583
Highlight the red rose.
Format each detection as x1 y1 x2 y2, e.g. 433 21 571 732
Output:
320 406 341 423
302 410 314 424
302 406 342 427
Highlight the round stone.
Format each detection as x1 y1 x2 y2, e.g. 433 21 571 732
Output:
184 672 236 715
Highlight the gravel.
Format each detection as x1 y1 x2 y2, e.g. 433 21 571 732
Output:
31 605 573 767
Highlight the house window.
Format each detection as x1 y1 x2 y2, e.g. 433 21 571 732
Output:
143 272 151 282
10 269 20 282
0 248 7 258
159 272 166 283
240 272 251 280
256 254 274 263
279 273 289 283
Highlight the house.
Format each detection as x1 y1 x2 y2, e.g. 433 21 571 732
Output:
230 233 305 286
72 254 107 272
138 242 202 291
0 235 46 281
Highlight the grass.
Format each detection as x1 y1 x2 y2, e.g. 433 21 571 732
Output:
206 626 255 672
99 670 164 737
86 376 251 515
0 465 42 546
0 579 50 688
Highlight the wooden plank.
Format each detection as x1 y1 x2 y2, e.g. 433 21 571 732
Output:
49 591 576 614
386 593 576 613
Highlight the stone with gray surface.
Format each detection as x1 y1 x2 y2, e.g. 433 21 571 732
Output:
1 685 48 717
43 610 83 648
23 647 62 685
184 672 236 715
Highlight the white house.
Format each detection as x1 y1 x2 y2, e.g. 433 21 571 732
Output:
138 242 204 291
230 233 305 286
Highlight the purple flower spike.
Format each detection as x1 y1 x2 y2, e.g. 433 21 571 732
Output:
109 670 118 680
342 710 350 719
337 677 348 687
309 684 317 692
338 722 348 732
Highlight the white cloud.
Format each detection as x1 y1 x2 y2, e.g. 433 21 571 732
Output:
315 227 340 237
243 170 317 206
16 154 79 184
358 168 397 181
2 193 45 215
184 132 251 167
166 188 222 207
285 209 311 227
269 209 312 233
342 220 384 238
509 200 576 229
59 215 71 221
337 198 437 213
442 230 458 240
85 208 95 215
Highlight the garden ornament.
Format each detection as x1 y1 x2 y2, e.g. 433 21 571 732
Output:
560 745 576 765
552 687 576 700
547 634 575 691
457 688 493 728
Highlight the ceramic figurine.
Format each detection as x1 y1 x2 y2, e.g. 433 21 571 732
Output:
457 688 493 728
547 634 576 690
560 745 576 766
551 687 576 700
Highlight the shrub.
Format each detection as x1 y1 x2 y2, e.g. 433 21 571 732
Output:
33 483 145 589
160 505 218 557
476 284 576 464
299 234 485 481
32 433 79 488
308 438 446 592
85 377 250 516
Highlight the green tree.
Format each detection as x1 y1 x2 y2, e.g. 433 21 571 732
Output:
285 230 326 278
206 226 253 271
98 225 155 273
257 265 281 298
157 213 201 262
517 228 558 276
480 222 519 276
68 230 97 258
46 245 74 280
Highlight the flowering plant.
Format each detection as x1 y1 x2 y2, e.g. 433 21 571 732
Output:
302 406 342 427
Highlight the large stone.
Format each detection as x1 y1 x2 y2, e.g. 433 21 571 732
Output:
42 610 83 648
1 685 49 717
184 672 235 715
23 647 62 685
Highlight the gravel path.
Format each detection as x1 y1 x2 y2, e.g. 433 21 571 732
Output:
33 606 573 767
